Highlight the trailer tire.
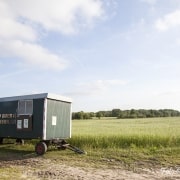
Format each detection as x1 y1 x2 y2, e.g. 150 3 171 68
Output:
35 142 47 155
44 140 50 148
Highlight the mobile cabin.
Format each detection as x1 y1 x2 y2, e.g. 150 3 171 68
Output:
0 93 72 154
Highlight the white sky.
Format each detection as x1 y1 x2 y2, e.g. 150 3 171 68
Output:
0 0 180 112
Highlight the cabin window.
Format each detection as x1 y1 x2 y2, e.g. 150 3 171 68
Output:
16 116 32 131
18 100 33 115
23 119 29 128
17 119 22 129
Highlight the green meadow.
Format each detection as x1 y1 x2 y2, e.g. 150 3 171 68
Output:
69 117 180 149
0 117 179 169
65 117 180 167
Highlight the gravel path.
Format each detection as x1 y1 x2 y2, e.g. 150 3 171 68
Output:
0 158 180 180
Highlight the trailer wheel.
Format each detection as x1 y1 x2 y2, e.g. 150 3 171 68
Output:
35 142 47 155
44 140 50 148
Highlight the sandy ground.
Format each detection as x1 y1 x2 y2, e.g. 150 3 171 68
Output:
0 158 180 180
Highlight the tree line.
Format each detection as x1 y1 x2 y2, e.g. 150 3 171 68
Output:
72 109 180 120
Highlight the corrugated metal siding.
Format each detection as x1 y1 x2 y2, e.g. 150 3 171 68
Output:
46 99 71 139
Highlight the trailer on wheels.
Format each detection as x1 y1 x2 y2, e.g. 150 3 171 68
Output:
0 93 85 155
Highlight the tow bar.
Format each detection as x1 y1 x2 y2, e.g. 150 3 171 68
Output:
54 139 86 154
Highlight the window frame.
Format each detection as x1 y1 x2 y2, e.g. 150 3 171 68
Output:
18 100 33 115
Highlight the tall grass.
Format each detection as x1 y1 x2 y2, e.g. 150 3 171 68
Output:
69 135 180 149
69 117 180 149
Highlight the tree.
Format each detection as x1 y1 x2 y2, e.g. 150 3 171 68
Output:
112 109 121 117
73 109 180 120
96 112 103 119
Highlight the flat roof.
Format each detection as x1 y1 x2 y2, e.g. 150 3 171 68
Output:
0 93 72 103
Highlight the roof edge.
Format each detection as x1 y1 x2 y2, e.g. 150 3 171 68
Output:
0 93 72 103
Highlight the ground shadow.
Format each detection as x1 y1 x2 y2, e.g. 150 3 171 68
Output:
0 143 38 161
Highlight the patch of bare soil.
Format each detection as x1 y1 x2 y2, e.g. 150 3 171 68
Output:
0 158 179 180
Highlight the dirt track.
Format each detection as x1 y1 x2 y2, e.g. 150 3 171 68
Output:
0 158 180 180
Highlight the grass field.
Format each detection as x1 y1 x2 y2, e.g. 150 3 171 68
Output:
0 117 180 170
69 117 180 149
65 117 180 168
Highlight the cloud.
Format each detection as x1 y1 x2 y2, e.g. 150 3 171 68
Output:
0 1 37 42
140 0 157 5
1 40 68 70
80 79 127 91
5 0 104 35
155 10 180 31
68 79 128 97
103 79 127 86
0 0 104 70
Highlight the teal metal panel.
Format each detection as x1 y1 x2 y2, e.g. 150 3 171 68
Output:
0 99 44 139
46 99 71 140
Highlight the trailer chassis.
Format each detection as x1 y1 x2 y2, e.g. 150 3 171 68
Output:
0 137 86 155
35 139 86 155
